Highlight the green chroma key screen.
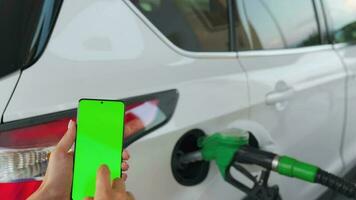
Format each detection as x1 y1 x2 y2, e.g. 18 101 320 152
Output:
72 99 125 199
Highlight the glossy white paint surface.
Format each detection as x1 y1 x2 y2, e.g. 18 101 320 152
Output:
238 46 347 199
1 0 353 200
0 71 20 118
335 44 356 172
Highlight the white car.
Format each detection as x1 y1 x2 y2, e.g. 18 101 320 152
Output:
0 0 356 199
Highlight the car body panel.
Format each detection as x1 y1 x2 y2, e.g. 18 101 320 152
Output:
320 0 356 176
238 45 347 199
335 44 356 172
3 0 247 122
0 71 20 120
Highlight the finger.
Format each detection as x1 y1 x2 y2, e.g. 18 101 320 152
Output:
95 165 112 197
122 150 130 161
57 120 76 151
68 151 74 157
84 197 93 200
122 173 128 181
122 162 129 171
112 178 126 193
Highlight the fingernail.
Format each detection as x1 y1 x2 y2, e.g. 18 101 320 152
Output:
68 120 73 129
100 164 109 174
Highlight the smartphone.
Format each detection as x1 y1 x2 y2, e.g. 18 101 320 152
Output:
72 99 125 200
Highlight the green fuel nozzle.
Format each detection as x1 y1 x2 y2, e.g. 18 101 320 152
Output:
197 133 249 177
180 132 356 199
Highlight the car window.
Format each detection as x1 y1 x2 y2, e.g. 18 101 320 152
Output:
0 0 62 78
235 0 321 51
132 0 230 52
323 0 356 44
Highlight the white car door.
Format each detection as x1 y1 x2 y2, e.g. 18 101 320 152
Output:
235 0 347 199
322 0 356 173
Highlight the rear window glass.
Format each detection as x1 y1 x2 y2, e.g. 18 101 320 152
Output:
0 0 62 78
131 0 230 52
235 0 321 50
323 0 356 44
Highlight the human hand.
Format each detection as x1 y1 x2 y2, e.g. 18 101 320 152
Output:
28 120 130 200
84 165 135 200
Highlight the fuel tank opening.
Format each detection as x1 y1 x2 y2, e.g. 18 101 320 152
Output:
171 129 209 186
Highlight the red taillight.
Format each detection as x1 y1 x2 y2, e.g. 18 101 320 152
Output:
0 181 41 200
124 100 160 137
0 118 75 149
0 90 178 200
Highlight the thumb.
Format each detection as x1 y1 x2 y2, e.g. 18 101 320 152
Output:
95 165 111 198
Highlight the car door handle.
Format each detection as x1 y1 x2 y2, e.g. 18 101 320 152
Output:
265 87 295 105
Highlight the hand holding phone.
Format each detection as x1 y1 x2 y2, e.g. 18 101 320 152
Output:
28 116 132 200
72 99 125 199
